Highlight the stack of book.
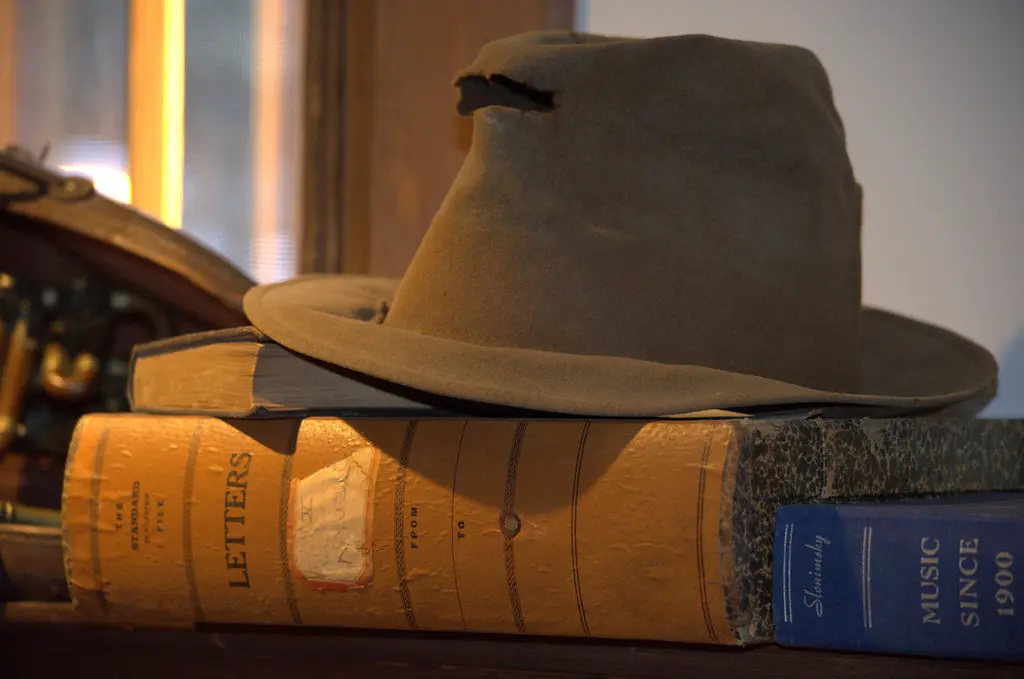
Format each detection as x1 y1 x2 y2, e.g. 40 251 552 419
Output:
8 326 1010 664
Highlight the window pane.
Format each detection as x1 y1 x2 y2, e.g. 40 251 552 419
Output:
182 0 303 284
6 0 302 284
12 0 130 202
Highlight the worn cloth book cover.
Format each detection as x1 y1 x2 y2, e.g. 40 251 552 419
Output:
127 327 444 418
773 493 1023 661
126 327 771 421
61 414 1024 645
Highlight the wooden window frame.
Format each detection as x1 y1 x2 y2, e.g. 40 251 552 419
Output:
0 0 17 147
300 0 575 277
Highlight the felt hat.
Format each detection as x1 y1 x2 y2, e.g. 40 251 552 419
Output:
244 31 997 417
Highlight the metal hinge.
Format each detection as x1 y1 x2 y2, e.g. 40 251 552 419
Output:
0 145 96 209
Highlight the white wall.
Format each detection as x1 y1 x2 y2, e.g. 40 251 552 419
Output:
580 0 1024 417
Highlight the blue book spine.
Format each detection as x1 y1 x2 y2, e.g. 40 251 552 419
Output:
772 495 1024 661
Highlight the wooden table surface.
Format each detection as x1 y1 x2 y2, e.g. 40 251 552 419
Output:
3 612 1021 679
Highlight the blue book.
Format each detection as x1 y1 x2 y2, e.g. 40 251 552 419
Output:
772 493 1024 661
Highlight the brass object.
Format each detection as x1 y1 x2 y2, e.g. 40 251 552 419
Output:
0 305 38 451
0 273 13 362
40 343 100 401
0 273 182 456
0 501 61 528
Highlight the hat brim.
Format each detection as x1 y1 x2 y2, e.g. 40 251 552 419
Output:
243 274 998 417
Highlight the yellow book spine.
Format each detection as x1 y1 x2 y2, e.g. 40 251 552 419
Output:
61 413 739 644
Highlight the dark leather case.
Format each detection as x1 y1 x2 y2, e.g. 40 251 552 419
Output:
0 145 254 471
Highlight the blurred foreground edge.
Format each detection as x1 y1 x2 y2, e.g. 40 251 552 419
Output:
2 602 1021 679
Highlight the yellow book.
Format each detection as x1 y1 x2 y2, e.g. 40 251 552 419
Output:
61 413 1024 644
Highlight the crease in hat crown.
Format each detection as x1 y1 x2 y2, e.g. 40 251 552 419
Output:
242 30 997 417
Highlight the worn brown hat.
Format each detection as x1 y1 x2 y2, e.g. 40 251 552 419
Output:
244 31 997 417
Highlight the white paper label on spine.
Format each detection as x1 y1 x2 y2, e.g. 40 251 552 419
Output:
290 446 377 587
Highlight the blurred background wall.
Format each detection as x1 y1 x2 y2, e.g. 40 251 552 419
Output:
580 0 1024 417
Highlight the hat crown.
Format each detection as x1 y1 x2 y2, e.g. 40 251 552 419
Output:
383 32 864 393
